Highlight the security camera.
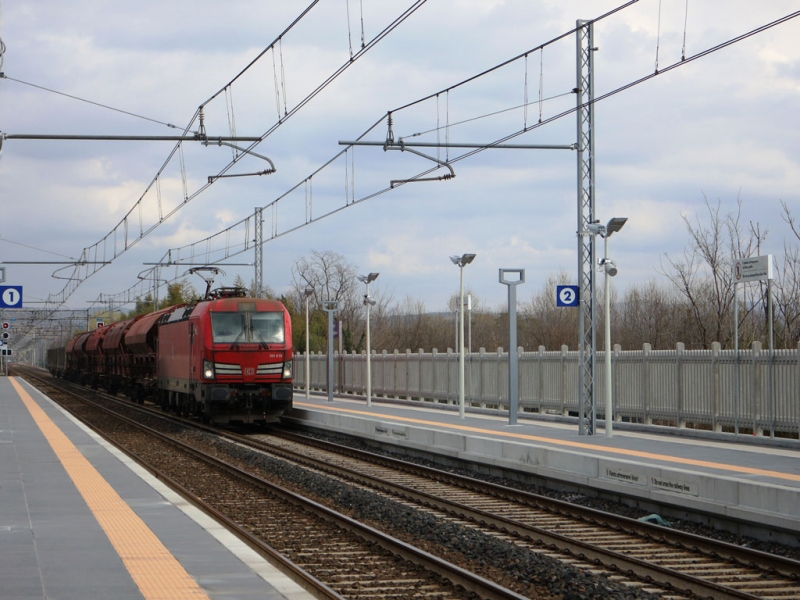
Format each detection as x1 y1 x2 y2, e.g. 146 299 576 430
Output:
586 222 606 237
602 259 618 277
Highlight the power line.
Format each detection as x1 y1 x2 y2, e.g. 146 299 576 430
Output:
29 2 425 310
17 2 430 342
399 92 574 141
391 0 641 114
0 75 179 129
0 235 77 260
133 6 800 293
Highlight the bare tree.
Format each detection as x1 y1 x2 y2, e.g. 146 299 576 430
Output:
289 250 360 351
612 280 685 349
445 290 502 352
662 195 766 349
351 284 394 353
291 250 359 312
774 201 800 346
519 272 579 350
248 277 275 299
375 296 453 352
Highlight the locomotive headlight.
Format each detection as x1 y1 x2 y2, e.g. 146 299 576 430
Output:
202 360 215 379
282 361 293 379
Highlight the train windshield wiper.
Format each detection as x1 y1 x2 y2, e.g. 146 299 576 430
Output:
229 329 245 350
252 328 270 350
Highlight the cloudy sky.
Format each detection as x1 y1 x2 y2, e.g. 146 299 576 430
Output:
1 0 799 319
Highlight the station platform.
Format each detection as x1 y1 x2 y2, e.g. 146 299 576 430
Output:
285 393 800 540
0 376 312 600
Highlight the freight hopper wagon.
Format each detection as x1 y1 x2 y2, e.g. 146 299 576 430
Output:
157 289 294 425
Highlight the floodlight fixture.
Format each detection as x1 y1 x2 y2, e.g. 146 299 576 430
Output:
606 217 628 237
304 286 314 297
450 253 476 267
357 272 380 284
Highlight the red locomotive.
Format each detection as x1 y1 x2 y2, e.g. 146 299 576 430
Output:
47 287 294 425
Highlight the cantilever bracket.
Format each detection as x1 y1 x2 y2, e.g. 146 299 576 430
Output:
385 143 456 189
204 140 276 183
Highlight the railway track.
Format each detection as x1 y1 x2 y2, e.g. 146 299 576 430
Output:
15 367 526 600
17 367 800 599
248 431 800 600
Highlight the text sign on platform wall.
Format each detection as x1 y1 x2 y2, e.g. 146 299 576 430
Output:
734 255 773 283
0 286 23 308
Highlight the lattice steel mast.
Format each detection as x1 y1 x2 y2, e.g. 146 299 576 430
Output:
254 206 263 296
576 20 597 435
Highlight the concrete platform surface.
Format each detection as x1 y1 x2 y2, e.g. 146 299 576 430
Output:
1 376 313 600
286 393 800 536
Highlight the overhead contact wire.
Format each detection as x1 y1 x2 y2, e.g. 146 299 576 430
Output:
98 3 795 310
37 2 428 321
149 7 800 286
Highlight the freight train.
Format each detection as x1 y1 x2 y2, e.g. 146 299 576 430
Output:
46 287 294 425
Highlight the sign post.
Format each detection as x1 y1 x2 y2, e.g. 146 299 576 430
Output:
500 269 525 425
733 255 774 436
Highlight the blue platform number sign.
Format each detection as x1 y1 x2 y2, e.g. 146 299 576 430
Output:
556 285 579 308
0 286 23 308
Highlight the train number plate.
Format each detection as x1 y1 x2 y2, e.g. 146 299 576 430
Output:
244 368 255 375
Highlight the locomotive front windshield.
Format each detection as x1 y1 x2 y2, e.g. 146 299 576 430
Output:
211 311 284 345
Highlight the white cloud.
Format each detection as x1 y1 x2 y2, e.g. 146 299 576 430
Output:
2 1 800 314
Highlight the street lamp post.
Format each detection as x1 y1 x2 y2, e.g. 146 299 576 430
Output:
322 301 339 403
357 273 379 407
588 217 627 438
450 253 476 418
304 286 313 399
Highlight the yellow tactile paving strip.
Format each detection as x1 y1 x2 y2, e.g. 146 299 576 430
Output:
10 378 210 600
295 401 800 484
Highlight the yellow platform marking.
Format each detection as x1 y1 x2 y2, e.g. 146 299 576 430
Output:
11 378 210 600
296 401 800 484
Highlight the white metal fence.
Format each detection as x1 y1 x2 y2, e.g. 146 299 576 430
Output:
294 341 800 437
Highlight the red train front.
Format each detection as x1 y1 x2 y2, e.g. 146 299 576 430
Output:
156 288 293 425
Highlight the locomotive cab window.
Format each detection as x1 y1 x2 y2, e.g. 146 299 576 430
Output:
251 312 284 344
211 313 245 343
211 311 284 345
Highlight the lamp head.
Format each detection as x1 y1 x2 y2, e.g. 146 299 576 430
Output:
451 253 476 267
358 272 379 284
304 286 314 297
606 217 628 237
